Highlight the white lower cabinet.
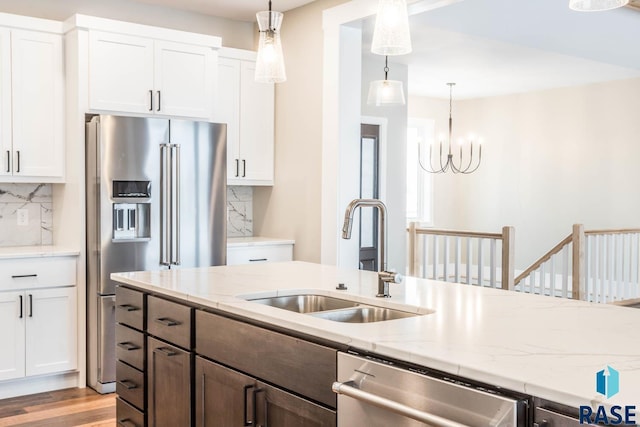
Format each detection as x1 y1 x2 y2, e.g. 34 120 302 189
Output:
227 243 293 266
0 291 25 381
0 287 77 381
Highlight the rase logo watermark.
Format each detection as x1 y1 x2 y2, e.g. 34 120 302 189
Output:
579 366 637 425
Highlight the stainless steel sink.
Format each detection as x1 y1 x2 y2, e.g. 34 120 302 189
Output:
309 306 417 323
245 293 425 323
248 294 360 313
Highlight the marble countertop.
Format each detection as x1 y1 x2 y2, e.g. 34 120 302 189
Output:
0 245 80 259
227 236 295 247
111 261 640 412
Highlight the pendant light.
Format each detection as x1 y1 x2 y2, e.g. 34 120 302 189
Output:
371 0 412 56
255 0 286 83
569 0 629 11
367 56 405 106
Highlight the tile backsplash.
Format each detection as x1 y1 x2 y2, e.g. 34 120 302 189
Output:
0 184 53 247
227 186 253 237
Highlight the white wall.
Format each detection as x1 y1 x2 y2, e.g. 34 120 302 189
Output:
409 77 640 269
360 55 408 273
0 0 254 49
253 0 349 262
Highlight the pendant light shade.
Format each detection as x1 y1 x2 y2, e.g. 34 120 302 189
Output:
255 3 286 83
371 0 412 56
569 0 629 11
367 56 405 106
367 80 406 106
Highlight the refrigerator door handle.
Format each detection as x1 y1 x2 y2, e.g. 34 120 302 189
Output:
170 144 181 266
160 143 171 266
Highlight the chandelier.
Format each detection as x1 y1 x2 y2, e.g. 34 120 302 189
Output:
418 83 482 174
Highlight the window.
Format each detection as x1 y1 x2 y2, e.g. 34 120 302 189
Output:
406 119 434 225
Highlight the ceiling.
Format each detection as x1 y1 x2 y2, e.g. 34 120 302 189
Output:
363 0 640 99
133 0 316 21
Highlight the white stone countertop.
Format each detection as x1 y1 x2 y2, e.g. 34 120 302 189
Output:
111 261 640 412
0 245 80 259
227 236 295 247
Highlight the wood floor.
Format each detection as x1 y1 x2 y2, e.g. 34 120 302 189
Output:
0 388 115 427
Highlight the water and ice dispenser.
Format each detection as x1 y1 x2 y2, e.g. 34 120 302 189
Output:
112 180 151 241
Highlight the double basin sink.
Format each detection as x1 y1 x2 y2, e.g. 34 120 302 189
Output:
246 294 422 323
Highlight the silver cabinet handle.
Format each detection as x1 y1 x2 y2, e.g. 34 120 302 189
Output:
154 317 179 327
235 159 239 177
18 295 23 319
249 258 268 262
242 159 246 177
149 89 153 111
117 342 140 351
5 150 9 173
332 381 470 427
117 304 139 312
157 90 161 112
11 274 37 279
15 151 20 173
155 347 178 357
28 294 32 317
117 379 138 390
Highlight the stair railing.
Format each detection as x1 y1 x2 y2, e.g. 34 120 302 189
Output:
407 222 515 290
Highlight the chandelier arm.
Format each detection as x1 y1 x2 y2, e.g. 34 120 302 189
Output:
461 142 476 173
461 145 482 174
417 142 444 173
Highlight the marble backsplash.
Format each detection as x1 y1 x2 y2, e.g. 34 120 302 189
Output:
0 184 53 247
0 184 251 246
227 186 253 237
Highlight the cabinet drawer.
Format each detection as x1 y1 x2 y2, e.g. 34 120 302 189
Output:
226 244 293 265
0 257 76 290
116 397 145 427
196 310 337 408
147 295 192 350
116 286 145 331
116 360 144 411
116 324 145 371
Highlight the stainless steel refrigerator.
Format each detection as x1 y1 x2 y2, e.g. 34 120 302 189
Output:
86 115 226 393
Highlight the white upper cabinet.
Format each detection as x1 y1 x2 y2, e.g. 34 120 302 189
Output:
216 49 274 186
89 31 154 114
89 31 216 119
11 30 64 179
154 41 215 118
0 28 11 179
0 28 65 183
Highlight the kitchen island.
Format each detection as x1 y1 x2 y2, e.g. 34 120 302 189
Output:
112 261 640 425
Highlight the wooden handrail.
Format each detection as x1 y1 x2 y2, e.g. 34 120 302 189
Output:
514 234 572 285
585 229 640 235
407 228 503 240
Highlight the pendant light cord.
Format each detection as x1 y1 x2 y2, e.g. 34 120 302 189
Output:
384 56 389 80
268 0 273 30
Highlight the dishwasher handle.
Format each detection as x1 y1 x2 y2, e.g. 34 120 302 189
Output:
332 381 471 427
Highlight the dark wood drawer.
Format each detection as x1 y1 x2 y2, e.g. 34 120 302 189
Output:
116 397 145 427
116 360 144 411
116 324 145 371
116 286 145 331
147 295 192 349
196 310 337 408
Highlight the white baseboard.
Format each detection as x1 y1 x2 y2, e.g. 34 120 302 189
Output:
0 371 81 399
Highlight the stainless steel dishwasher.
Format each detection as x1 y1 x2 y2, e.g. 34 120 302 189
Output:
334 352 529 427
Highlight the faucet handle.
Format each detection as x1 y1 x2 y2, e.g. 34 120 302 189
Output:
379 270 402 284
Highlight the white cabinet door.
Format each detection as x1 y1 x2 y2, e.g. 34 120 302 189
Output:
89 31 154 114
0 28 11 178
154 41 215 119
0 291 25 381
25 287 77 377
10 30 64 179
239 60 274 184
216 57 241 182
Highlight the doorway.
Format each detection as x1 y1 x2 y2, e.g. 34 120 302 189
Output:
359 124 380 271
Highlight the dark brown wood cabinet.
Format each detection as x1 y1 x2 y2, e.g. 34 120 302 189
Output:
195 356 255 427
116 287 337 427
147 337 192 427
195 356 335 427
